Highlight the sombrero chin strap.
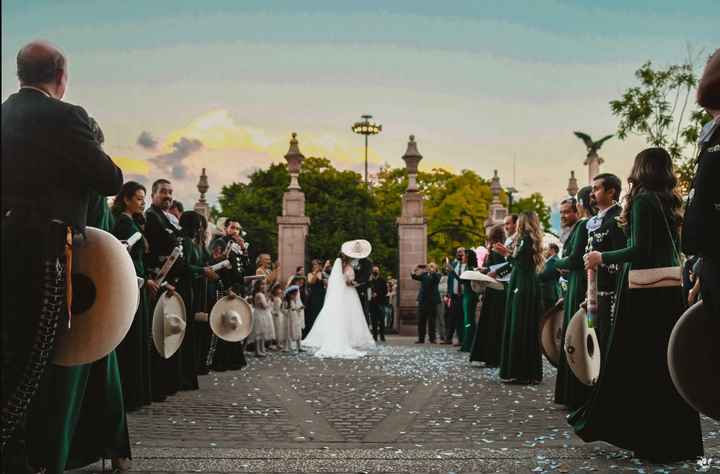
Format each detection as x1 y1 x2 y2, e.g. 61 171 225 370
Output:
0 221 70 453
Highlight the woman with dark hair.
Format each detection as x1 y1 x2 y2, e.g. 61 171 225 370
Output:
459 249 479 352
305 259 327 336
193 214 215 374
571 148 703 463
553 186 594 410
496 211 544 384
470 225 508 366
175 211 218 390
110 181 156 411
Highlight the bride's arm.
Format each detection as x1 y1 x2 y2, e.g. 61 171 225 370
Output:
343 265 355 286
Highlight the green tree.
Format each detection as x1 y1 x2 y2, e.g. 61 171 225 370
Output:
218 160 550 276
513 192 552 232
610 59 712 191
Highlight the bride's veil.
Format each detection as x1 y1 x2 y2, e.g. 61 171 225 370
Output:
324 258 345 304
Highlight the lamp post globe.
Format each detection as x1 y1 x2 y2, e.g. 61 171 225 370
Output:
351 114 382 186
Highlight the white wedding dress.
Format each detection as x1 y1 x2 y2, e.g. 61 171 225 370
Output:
302 258 376 358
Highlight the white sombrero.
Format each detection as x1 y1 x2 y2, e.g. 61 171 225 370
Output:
341 239 372 259
459 270 504 291
53 227 139 366
152 292 187 359
210 295 253 342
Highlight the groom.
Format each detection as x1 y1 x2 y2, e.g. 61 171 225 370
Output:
352 257 373 325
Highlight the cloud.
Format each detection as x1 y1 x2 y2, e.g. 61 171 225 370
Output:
148 137 203 180
136 131 158 149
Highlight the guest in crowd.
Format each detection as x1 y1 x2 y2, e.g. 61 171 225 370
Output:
497 211 544 384
411 263 441 344
470 224 508 367
168 200 183 222
437 270 448 343
369 265 388 342
256 253 278 286
538 243 562 313
444 247 466 345
306 259 327 336
572 147 703 463
459 249 479 353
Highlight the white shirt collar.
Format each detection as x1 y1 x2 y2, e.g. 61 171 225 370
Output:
20 86 51 98
595 202 619 219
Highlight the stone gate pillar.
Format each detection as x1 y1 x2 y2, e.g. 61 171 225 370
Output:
484 170 508 235
277 133 310 284
193 167 210 219
396 135 427 336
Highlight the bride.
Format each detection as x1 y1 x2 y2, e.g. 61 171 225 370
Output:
302 246 376 359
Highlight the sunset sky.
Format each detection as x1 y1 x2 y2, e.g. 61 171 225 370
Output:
2 1 716 210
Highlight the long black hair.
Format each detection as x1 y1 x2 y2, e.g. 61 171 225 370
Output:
179 210 204 241
621 147 683 232
465 248 478 269
111 181 146 216
577 185 597 217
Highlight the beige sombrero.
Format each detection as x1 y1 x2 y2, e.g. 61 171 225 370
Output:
459 270 504 291
53 227 139 366
210 295 253 342
341 239 372 259
152 292 187 358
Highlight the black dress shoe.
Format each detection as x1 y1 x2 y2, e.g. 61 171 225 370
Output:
414 340 425 344
429 340 437 344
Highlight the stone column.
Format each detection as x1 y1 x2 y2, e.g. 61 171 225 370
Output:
277 133 310 284
396 135 427 336
584 152 604 185
193 167 210 219
484 169 508 234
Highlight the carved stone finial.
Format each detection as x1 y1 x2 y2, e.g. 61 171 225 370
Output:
285 133 305 190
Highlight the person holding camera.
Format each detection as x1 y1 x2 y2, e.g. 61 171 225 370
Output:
411 263 441 344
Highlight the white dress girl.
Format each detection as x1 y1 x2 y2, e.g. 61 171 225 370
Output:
271 294 287 351
252 292 275 356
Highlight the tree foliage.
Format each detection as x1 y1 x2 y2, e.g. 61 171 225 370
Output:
513 193 552 232
610 59 712 191
218 160 550 276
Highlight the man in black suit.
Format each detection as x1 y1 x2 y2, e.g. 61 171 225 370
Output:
144 179 183 277
411 263 441 344
368 265 388 342
353 257 373 325
587 173 626 353
683 49 720 317
2 41 123 472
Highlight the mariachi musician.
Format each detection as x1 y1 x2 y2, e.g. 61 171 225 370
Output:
684 49 720 317
585 173 626 354
206 225 250 372
143 178 185 400
1 41 123 473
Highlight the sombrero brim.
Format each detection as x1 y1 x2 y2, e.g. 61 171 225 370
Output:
210 296 253 342
152 293 187 359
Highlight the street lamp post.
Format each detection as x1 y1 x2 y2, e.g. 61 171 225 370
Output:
351 114 382 185
506 186 518 213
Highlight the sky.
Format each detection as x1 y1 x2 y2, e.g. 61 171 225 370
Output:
2 0 717 211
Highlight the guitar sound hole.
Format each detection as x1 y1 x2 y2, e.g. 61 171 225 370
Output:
71 273 96 314
586 334 595 357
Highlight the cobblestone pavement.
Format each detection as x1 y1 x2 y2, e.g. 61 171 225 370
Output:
73 337 719 473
